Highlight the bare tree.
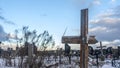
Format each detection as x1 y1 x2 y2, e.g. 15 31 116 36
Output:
11 26 55 68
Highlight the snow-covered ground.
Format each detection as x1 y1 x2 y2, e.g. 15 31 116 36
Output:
102 64 114 68
0 56 118 68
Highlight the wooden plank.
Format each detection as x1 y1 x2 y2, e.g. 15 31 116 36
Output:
62 36 81 44
80 44 89 68
80 8 88 68
62 36 98 44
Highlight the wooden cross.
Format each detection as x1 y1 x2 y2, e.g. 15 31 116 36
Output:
61 9 98 68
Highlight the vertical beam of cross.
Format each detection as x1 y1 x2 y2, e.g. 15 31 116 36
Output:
80 8 88 68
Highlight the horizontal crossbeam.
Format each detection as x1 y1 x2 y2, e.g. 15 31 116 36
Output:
62 36 98 44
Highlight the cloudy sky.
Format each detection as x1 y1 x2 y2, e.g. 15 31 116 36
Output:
0 0 120 49
89 0 120 48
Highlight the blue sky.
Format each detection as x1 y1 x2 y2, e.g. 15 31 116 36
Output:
0 0 80 43
0 0 120 49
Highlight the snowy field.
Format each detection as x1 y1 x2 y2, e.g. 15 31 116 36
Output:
0 56 118 68
0 56 80 68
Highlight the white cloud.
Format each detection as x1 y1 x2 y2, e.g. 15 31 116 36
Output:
89 26 107 32
97 12 114 18
110 0 116 4
102 39 120 46
101 17 120 24
92 39 120 49
111 0 116 2
90 17 120 25
93 0 101 5
90 19 99 24
89 5 120 41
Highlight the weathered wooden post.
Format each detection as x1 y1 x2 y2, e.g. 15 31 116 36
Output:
62 8 98 68
80 8 88 68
